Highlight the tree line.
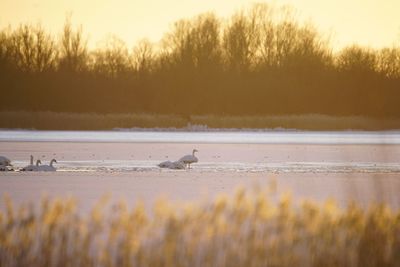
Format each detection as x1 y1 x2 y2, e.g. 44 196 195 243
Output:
1 4 400 118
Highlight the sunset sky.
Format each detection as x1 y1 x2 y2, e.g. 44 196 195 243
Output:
1 0 399 50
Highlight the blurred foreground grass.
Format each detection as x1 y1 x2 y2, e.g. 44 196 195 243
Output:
1 189 400 267
1 111 400 130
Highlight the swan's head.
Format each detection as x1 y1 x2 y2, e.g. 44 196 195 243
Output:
51 159 57 163
192 149 198 155
36 159 42 165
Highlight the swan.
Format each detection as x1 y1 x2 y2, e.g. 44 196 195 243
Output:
21 159 41 171
20 155 36 171
179 149 198 169
0 165 11 171
158 160 174 168
169 161 186 170
0 156 12 166
0 155 14 171
158 160 186 169
37 159 57 172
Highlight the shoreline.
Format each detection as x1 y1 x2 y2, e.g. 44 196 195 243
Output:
2 130 400 145
1 111 400 131
2 127 400 132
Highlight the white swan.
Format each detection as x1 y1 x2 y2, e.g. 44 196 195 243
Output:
158 160 186 169
158 160 174 168
37 159 57 172
21 159 41 171
20 155 36 171
0 155 14 171
0 156 12 166
169 161 186 170
179 149 198 169
0 165 11 171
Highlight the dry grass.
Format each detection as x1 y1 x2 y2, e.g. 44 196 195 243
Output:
0 111 187 130
1 111 400 130
1 188 400 267
192 114 400 130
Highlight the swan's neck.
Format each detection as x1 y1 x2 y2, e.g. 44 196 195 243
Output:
30 156 33 165
50 159 55 167
192 150 196 156
36 160 41 166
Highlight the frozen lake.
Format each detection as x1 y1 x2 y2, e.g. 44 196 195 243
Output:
1 131 400 209
1 130 400 173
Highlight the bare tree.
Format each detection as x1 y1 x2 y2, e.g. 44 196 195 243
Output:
59 16 88 72
254 4 276 67
377 47 400 78
337 45 377 73
91 35 131 77
222 12 255 72
132 39 154 74
161 18 195 69
190 13 221 69
33 25 58 72
0 28 12 68
1 4 400 120
10 24 57 72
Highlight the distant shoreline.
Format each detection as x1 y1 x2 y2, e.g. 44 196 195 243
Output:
1 111 400 131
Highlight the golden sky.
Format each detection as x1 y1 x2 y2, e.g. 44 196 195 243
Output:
1 0 399 50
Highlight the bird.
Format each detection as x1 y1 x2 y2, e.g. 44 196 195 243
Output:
169 161 186 169
158 160 186 170
20 155 36 171
179 149 198 169
37 159 57 172
21 159 41 171
0 165 10 171
0 156 12 166
158 160 174 168
0 155 13 171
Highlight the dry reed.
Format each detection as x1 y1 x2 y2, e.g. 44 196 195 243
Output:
1 188 400 267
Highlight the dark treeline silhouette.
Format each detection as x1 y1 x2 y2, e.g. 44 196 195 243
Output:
1 4 400 118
